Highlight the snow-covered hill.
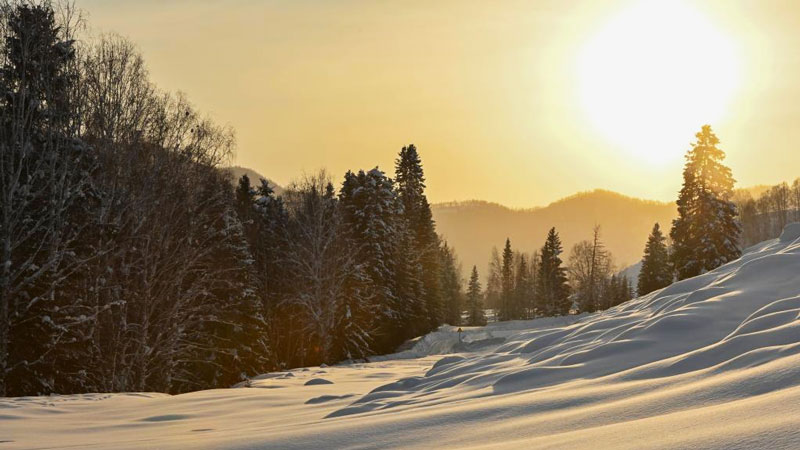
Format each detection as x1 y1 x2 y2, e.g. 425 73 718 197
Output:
4 225 800 449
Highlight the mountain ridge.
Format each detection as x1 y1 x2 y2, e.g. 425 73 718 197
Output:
431 189 678 280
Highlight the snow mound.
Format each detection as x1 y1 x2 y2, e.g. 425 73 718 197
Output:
304 378 334 386
779 222 800 243
374 314 584 361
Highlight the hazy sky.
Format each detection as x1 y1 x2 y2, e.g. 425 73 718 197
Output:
82 0 800 207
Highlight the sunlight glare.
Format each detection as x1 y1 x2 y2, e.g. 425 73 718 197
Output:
576 0 741 165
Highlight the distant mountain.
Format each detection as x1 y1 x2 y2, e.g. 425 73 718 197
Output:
432 190 677 281
223 166 283 195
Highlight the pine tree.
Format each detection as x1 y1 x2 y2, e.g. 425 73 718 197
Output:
0 3 95 395
527 250 540 318
393 219 426 341
638 223 673 296
439 241 463 326
173 187 272 392
512 255 530 320
670 125 741 280
499 238 515 321
465 266 487 326
395 144 442 332
338 168 402 353
536 228 570 316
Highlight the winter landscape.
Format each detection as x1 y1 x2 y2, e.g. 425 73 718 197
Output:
3 0 800 449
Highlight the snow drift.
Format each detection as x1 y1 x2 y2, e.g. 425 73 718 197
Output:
3 225 800 449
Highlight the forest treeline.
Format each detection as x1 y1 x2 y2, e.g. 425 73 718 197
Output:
735 179 800 247
478 226 633 322
0 2 463 396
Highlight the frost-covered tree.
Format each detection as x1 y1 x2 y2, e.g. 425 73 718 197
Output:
485 247 502 314
670 125 741 280
465 266 486 326
537 228 570 316
172 173 272 392
281 172 370 365
638 223 672 296
569 226 612 313
338 168 405 354
0 2 96 396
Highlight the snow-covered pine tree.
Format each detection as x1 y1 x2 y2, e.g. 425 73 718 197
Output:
395 145 442 332
172 172 272 393
0 3 97 396
234 175 290 366
638 223 673 296
670 125 741 280
439 241 463 326
392 218 427 343
536 228 570 316
339 168 404 354
281 172 369 366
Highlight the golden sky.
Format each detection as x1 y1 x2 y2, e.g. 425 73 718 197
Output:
82 0 800 207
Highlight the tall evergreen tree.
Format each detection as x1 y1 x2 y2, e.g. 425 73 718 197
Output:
536 228 570 316
395 144 442 331
465 266 487 326
638 223 673 296
670 125 741 280
499 238 515 321
0 3 95 396
439 241 463 326
527 250 540 318
512 254 530 320
338 168 402 353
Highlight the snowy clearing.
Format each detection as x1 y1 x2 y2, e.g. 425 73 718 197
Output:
4 225 800 449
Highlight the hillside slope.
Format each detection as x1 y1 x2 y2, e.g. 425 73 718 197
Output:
432 190 676 277
5 224 800 449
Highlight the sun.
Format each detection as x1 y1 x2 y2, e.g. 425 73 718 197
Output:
576 0 741 165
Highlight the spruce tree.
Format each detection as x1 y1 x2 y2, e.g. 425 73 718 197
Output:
499 238 514 321
0 3 95 395
536 228 570 316
465 266 487 326
439 241 463 326
670 125 741 280
512 255 530 320
638 223 673 296
339 168 404 353
395 144 442 331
